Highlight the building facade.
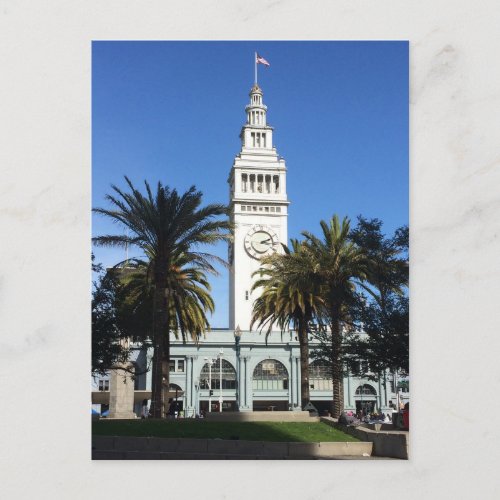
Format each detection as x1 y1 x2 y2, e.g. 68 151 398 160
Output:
91 330 409 417
92 82 409 417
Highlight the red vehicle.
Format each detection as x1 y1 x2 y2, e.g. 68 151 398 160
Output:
402 403 409 430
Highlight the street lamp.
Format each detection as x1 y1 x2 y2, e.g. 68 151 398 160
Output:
218 348 224 413
194 378 200 417
234 325 242 410
204 356 215 412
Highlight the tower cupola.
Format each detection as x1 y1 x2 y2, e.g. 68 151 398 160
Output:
240 84 274 150
245 84 267 127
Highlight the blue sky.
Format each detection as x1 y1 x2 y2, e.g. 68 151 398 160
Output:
92 41 408 328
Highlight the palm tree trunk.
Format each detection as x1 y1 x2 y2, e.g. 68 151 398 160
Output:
150 264 169 418
298 318 310 409
150 285 164 418
162 307 171 417
330 304 344 418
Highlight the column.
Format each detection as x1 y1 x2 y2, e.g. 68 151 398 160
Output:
237 353 243 410
190 356 195 409
377 377 382 411
145 348 153 394
347 370 353 409
383 369 389 407
185 356 191 416
236 171 241 195
343 376 349 412
108 363 136 419
243 355 252 411
289 354 294 408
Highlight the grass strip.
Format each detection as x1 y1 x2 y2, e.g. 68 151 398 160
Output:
92 420 359 442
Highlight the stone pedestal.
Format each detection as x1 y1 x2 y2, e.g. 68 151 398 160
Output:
108 363 136 419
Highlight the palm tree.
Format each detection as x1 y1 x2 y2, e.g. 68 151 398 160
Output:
251 240 324 409
302 215 369 417
118 255 215 343
93 177 231 417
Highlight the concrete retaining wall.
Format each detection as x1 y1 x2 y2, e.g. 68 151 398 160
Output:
92 435 372 460
320 417 409 459
204 411 318 422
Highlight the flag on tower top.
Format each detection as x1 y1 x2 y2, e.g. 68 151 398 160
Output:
256 54 270 67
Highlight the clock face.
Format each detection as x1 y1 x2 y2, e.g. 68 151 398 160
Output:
251 231 272 253
244 225 279 259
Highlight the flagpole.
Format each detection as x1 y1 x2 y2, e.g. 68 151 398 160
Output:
254 51 257 85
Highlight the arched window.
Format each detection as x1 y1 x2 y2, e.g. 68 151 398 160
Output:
355 384 377 396
253 359 288 390
309 360 333 391
265 175 271 193
168 383 182 394
273 175 279 193
199 359 236 390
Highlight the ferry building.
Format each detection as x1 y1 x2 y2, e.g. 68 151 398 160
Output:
92 82 409 418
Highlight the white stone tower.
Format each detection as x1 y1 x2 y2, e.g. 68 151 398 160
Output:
228 84 289 331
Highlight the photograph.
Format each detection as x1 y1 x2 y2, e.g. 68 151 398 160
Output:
91 41 409 460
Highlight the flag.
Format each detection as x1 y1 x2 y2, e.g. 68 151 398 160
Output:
256 54 270 67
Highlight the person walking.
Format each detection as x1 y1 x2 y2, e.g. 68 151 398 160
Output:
141 399 149 419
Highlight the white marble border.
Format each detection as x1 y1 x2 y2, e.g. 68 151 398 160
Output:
2 1 499 498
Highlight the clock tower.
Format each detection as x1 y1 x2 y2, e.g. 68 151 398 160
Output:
228 83 289 331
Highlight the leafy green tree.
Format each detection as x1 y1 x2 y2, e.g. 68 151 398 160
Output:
91 256 131 375
345 294 409 378
93 178 231 417
350 216 408 311
251 240 324 409
303 215 369 417
345 217 409 378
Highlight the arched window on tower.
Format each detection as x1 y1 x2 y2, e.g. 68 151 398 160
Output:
265 175 271 193
273 175 280 193
249 174 255 192
242 174 248 193
257 174 263 193
253 360 289 391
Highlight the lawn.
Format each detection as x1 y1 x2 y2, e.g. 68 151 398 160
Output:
92 419 359 442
